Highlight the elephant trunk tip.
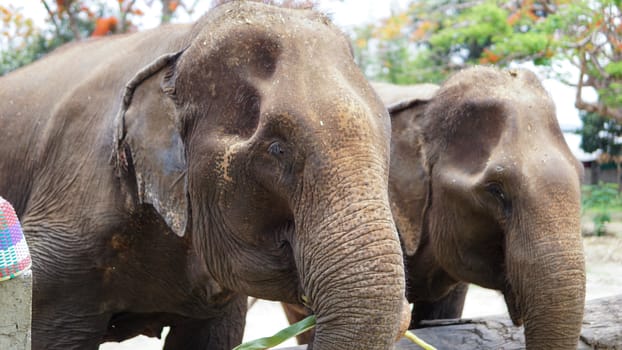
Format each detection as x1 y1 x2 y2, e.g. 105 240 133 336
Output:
503 284 524 326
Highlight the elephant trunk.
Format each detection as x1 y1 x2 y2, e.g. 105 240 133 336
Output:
505 198 585 349
295 171 408 350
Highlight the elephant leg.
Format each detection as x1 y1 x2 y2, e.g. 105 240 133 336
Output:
31 295 109 350
410 282 468 328
163 294 247 350
30 257 110 349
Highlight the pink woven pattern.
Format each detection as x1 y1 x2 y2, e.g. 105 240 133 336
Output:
0 197 31 281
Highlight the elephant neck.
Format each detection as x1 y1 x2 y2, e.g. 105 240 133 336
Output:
406 234 458 302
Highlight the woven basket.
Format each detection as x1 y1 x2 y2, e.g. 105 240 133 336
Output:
0 197 31 281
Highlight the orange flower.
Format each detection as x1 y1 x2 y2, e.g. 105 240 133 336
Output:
56 0 65 14
507 11 521 26
481 48 501 64
0 6 11 17
91 17 118 37
169 1 179 12
412 20 433 41
525 9 539 21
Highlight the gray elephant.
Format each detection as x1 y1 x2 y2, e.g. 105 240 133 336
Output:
0 2 411 350
284 67 586 349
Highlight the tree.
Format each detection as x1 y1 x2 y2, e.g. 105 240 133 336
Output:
0 0 203 76
352 0 518 84
579 111 622 156
352 0 622 124
579 111 622 188
1 4 42 74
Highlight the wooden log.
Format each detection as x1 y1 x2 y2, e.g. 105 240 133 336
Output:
579 295 622 349
279 295 622 350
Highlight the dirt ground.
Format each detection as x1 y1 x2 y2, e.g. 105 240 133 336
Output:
100 222 622 349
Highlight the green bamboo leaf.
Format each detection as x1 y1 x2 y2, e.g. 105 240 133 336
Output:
404 330 437 350
233 315 316 350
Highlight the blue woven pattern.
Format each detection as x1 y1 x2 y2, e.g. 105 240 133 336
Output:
0 197 31 281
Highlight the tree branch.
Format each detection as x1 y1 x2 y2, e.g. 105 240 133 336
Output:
160 0 173 24
588 51 609 80
119 0 137 33
64 0 82 40
539 1 558 15
575 99 622 123
434 1 483 14
182 0 201 16
567 32 594 49
40 0 62 38
575 53 622 121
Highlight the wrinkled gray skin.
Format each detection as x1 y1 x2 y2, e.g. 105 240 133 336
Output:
0 2 410 350
284 67 586 350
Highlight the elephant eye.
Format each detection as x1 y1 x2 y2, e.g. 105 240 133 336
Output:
486 183 506 201
486 182 511 216
268 141 284 156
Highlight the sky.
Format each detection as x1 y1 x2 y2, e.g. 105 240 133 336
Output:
6 0 598 158
6 0 410 32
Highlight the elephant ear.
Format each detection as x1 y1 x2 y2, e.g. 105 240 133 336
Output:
113 51 188 237
379 83 438 256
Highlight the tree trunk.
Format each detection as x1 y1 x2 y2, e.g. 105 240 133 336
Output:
160 0 174 24
616 160 621 192
279 295 622 350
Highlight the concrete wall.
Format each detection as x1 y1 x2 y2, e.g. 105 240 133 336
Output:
0 271 32 350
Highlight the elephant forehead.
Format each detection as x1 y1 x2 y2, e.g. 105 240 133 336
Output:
176 3 374 121
189 2 341 60
253 72 389 147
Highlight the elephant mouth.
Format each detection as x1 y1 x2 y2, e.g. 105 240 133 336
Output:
502 284 523 326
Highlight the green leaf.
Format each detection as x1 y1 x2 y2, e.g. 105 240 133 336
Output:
404 330 437 350
233 315 316 350
605 62 622 78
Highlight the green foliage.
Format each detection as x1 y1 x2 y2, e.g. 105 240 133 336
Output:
599 82 622 110
429 3 511 58
578 111 622 155
0 2 94 76
582 182 622 236
0 31 84 76
0 0 179 76
351 0 622 163
350 0 473 84
351 0 621 121
350 0 560 84
604 62 622 79
233 315 316 350
1 34 48 75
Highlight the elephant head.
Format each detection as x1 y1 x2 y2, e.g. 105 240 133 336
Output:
383 66 585 349
113 2 408 349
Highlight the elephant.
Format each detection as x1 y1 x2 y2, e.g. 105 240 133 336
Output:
0 2 411 349
283 66 586 349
